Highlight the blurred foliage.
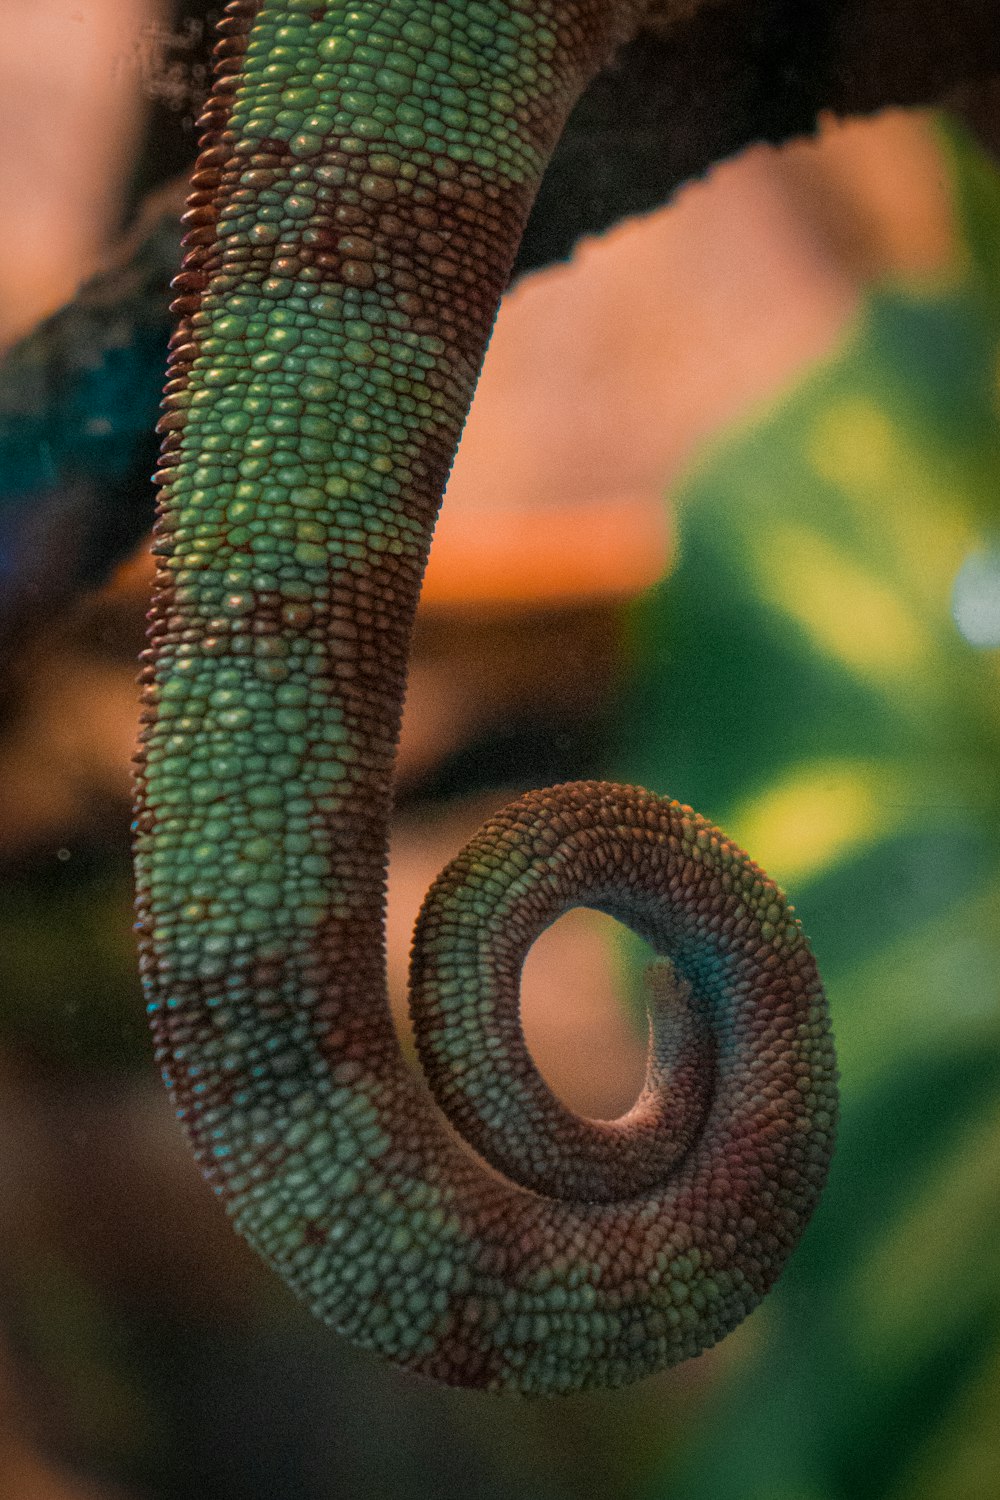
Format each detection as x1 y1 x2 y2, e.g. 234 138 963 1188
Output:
620 119 1000 1500
0 850 146 1071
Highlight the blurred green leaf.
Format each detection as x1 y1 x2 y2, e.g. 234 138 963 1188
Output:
0 858 148 1071
620 119 1000 1500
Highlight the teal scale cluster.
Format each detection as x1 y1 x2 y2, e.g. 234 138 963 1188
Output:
133 0 837 1394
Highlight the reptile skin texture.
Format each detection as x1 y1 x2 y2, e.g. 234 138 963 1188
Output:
132 0 838 1393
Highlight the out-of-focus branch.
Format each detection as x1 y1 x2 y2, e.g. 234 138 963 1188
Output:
0 181 184 687
0 0 996 675
517 0 1000 273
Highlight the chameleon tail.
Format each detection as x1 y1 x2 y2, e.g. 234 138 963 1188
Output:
133 0 837 1392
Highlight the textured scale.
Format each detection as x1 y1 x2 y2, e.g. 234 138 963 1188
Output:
132 0 838 1393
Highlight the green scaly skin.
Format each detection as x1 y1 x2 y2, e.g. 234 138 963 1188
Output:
133 0 838 1392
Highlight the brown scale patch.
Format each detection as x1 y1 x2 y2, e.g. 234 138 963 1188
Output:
418 1335 505 1392
212 133 543 355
